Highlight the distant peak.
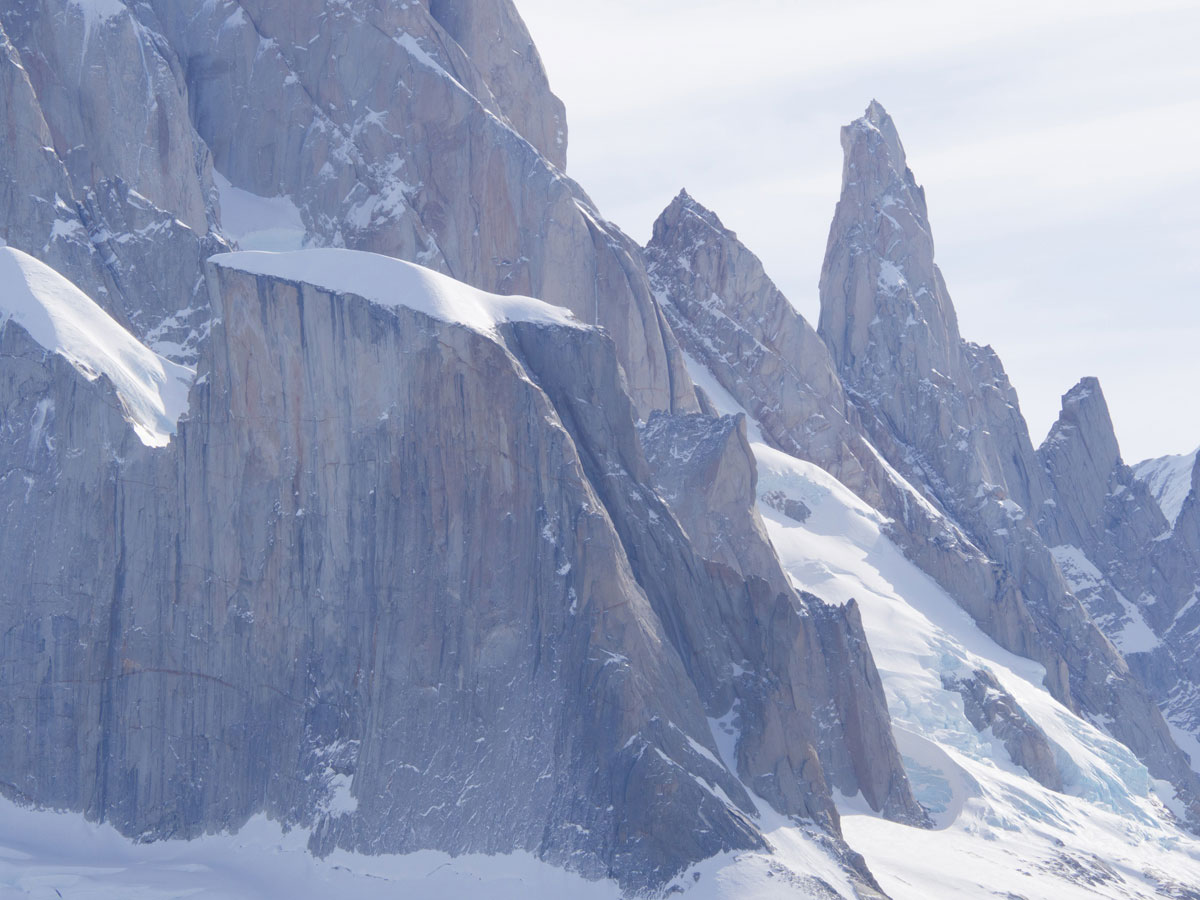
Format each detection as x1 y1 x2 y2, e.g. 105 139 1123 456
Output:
1062 376 1103 407
846 99 908 174
1042 375 1120 468
650 189 729 247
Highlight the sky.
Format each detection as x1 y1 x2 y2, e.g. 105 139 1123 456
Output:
517 0 1200 463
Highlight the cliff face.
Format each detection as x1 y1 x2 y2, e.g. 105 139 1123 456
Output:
0 0 228 359
0 0 693 415
1038 380 1200 768
0 246 910 893
428 0 568 170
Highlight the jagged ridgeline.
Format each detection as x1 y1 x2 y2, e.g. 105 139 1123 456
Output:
0 1 1198 898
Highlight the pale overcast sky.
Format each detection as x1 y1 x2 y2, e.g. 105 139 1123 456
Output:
518 0 1200 463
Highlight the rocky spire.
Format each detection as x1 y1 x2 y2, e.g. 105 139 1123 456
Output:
1038 377 1129 548
819 101 1046 514
1037 377 1200 764
646 189 858 480
818 101 1200 817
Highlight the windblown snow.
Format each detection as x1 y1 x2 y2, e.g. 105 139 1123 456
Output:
1135 448 1198 527
210 249 582 336
0 244 193 447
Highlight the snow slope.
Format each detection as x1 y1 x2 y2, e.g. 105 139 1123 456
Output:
210 249 582 336
0 244 193 447
1135 449 1198 527
0 794 866 899
689 356 1200 899
214 171 307 252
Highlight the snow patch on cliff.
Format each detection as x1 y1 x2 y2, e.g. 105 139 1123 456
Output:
211 249 582 337
214 171 307 252
0 246 193 447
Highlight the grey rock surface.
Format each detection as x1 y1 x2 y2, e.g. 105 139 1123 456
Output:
429 0 568 170
636 411 926 828
0 0 227 358
146 0 694 416
1038 378 1200 771
0 0 694 416
0 255 906 894
644 190 1004 618
817 101 1200 818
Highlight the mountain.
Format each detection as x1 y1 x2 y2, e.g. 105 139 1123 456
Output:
0 3 1198 898
1136 449 1199 529
815 101 1199 814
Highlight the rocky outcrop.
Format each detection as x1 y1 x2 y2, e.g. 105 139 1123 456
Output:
142 0 693 415
817 101 1200 819
0 0 694 415
646 192 870 495
942 669 1064 791
1038 379 1172 634
1035 379 1200 771
0 0 227 359
644 190 1013 676
0 248 911 894
0 17 112 312
636 410 926 827
429 0 568 170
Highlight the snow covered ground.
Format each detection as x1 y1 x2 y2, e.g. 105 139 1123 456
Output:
0 795 872 899
757 445 1200 899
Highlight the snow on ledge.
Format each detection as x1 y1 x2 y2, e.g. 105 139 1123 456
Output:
0 246 194 448
209 249 583 336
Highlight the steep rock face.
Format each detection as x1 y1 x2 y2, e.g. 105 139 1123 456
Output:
145 0 693 416
644 187 1077 757
1038 379 1172 634
818 101 1049 517
0 0 693 414
0 19 105 306
0 249 910 893
636 411 926 827
1038 379 1200 765
428 0 568 170
511 329 924 833
646 192 876 500
0 0 226 357
817 101 1200 817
